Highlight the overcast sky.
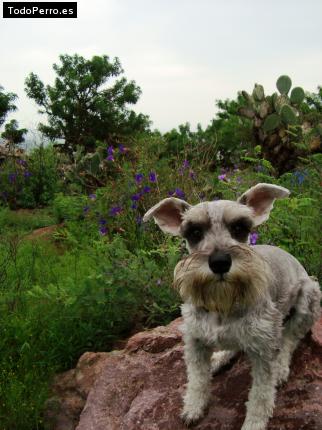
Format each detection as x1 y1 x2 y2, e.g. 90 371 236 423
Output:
1 0 322 133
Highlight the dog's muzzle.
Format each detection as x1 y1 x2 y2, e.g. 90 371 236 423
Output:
208 251 232 274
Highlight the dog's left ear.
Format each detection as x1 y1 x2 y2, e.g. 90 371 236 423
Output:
143 197 191 235
238 183 290 226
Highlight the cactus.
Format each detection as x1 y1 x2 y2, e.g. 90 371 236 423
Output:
252 84 265 102
280 105 297 125
263 113 281 132
290 87 305 105
238 75 309 175
276 75 292 95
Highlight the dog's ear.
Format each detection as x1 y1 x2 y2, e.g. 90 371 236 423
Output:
143 197 191 235
238 183 290 226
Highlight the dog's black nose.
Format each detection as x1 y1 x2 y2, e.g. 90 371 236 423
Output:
208 252 232 274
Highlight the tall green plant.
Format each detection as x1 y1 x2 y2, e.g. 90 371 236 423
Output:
238 75 308 175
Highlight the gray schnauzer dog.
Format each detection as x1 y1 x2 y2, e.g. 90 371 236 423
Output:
143 183 321 430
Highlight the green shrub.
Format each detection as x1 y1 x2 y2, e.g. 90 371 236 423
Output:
0 145 60 209
0 234 181 429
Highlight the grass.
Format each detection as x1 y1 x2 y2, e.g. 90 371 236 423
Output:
0 151 321 430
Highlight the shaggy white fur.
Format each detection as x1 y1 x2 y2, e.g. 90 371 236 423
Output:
144 183 321 430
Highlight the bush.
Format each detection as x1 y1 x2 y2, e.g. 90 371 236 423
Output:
0 145 60 209
0 234 181 429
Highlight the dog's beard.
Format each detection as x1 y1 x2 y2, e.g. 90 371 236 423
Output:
173 245 271 315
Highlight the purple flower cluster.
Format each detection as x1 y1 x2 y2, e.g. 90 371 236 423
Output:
168 188 185 199
130 171 158 206
106 144 128 162
109 206 122 216
249 232 259 245
218 173 227 181
149 172 157 183
135 173 144 184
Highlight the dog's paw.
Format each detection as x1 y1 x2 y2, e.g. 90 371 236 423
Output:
241 419 267 430
275 365 290 387
181 409 204 427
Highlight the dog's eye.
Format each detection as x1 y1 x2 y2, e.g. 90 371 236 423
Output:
185 227 204 244
229 219 252 242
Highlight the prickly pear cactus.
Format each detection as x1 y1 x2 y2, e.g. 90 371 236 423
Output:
238 75 308 175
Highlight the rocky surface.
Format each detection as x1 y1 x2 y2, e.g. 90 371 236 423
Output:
46 316 322 430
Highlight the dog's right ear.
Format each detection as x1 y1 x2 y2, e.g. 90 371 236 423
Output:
143 197 191 235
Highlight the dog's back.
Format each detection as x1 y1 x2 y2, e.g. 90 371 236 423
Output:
253 245 321 320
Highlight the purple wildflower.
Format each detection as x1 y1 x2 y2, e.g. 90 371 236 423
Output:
250 232 259 245
149 172 157 183
17 159 27 166
218 173 226 181
130 203 138 210
109 206 122 216
107 146 114 156
134 173 144 184
99 218 107 225
143 186 151 194
24 171 32 178
106 155 114 162
99 226 108 236
131 193 141 201
175 188 185 199
83 206 90 214
183 159 190 169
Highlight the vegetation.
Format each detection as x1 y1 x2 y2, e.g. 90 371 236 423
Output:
0 63 321 430
25 54 151 155
238 76 321 175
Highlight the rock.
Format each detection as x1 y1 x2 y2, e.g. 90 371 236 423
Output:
47 316 322 430
45 352 111 429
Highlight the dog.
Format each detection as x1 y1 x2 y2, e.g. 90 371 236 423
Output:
143 183 321 430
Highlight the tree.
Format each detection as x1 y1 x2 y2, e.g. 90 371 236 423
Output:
0 86 17 128
1 119 27 145
25 54 150 156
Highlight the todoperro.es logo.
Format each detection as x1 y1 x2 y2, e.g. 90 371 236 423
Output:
3 2 77 18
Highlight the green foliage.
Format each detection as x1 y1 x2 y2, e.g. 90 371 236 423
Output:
1 119 27 145
238 75 312 175
280 105 297 125
53 193 88 222
25 54 150 155
263 113 281 132
0 234 180 429
290 87 305 105
0 207 55 233
0 85 17 127
0 145 60 209
1 66 321 430
276 75 292 95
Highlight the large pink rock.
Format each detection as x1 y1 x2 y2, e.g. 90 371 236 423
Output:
48 316 322 430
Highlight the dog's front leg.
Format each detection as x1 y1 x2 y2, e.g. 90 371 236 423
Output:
181 334 213 426
241 353 277 430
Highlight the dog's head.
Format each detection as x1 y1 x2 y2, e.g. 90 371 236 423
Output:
144 183 290 314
